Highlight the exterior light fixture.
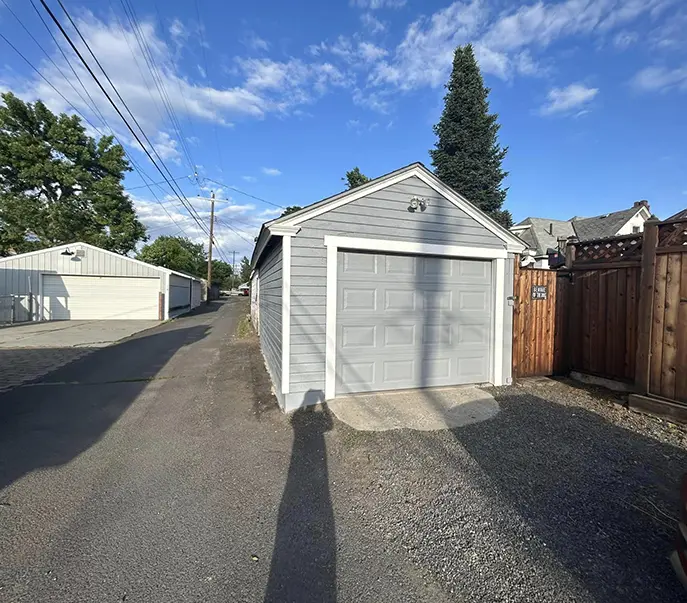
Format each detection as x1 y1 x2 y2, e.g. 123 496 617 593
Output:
409 196 429 211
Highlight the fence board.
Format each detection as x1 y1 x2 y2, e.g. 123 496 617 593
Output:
616 269 628 380
649 255 668 397
553 274 569 375
676 257 687 402
660 254 682 399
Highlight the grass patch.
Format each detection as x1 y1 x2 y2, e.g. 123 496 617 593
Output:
236 314 254 339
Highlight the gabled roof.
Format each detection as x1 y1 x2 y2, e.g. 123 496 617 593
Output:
252 162 525 267
572 206 648 241
667 208 687 221
0 241 202 281
512 204 651 255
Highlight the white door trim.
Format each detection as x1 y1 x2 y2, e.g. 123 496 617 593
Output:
281 235 292 394
323 236 508 400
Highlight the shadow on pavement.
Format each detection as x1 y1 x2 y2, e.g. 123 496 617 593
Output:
264 399 337 603
0 323 210 493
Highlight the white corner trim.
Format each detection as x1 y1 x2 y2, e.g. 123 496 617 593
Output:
281 235 292 394
492 258 506 386
324 243 338 400
323 235 508 259
270 225 301 236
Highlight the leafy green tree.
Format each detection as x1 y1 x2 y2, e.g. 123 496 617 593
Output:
239 256 251 284
280 205 302 217
430 45 512 227
343 167 370 190
0 92 146 255
137 235 206 276
209 259 233 288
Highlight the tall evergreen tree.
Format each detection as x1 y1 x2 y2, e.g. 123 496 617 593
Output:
0 92 146 254
430 45 512 227
343 167 370 190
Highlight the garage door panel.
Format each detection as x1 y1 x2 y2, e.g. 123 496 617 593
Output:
336 250 492 395
42 275 159 320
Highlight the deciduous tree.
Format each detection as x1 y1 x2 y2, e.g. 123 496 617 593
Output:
137 236 206 276
0 92 146 254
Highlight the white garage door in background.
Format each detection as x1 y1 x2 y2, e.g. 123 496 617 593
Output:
42 275 160 320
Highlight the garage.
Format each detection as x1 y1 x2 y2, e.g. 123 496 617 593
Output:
250 162 525 411
0 242 204 322
336 251 492 394
42 275 160 320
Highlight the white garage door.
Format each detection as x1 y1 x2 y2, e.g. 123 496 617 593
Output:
336 251 493 394
42 275 160 320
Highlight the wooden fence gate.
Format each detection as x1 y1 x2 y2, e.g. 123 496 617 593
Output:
512 263 569 378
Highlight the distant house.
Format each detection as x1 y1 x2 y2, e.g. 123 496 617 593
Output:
511 200 651 268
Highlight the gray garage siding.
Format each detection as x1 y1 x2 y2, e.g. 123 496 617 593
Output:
169 274 191 313
258 239 283 404
286 175 507 407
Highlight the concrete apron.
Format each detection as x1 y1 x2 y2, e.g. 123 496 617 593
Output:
328 386 499 432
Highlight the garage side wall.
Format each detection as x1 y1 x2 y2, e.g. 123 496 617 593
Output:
169 274 192 317
257 239 283 407
285 175 506 410
0 244 164 321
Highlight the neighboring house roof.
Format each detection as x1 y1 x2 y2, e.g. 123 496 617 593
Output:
512 203 650 256
511 218 575 257
572 206 645 241
252 162 526 267
667 208 687 221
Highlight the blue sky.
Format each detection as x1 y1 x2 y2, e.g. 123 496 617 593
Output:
1 0 686 260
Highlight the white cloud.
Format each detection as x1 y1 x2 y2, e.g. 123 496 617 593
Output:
315 37 388 66
613 30 638 49
169 18 188 45
261 167 282 176
360 12 386 34
369 0 485 89
244 32 270 52
368 0 672 91
539 83 599 115
153 131 181 163
242 175 257 182
350 0 406 9
631 65 687 92
0 11 350 164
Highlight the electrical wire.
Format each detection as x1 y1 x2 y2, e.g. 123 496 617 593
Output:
125 175 193 192
40 0 210 238
0 10 190 239
202 177 286 210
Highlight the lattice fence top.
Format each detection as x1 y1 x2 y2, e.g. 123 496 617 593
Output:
658 219 687 249
573 234 643 264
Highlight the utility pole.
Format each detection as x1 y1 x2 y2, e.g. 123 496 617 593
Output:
206 190 215 304
232 250 236 289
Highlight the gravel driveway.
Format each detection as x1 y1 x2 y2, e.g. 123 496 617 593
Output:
337 379 687 602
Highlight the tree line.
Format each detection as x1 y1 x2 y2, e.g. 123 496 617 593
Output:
0 43 511 274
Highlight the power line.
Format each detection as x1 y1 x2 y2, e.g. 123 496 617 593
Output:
202 177 286 210
40 0 210 238
0 25 189 239
125 175 193 192
119 0 197 175
215 218 255 245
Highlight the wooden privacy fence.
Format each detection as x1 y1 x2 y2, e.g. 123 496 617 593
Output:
512 216 687 409
512 263 569 378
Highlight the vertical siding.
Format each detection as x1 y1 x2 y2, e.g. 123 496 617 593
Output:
258 239 283 404
289 175 507 399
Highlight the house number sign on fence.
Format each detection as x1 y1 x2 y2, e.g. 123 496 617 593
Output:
531 285 548 300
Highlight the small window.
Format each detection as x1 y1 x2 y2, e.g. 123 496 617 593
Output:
632 225 641 233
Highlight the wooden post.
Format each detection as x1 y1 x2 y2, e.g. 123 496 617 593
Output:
635 220 659 394
563 241 577 374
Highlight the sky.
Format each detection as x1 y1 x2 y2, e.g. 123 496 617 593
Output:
1 0 686 263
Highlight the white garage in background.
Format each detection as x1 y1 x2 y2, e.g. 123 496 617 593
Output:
0 242 204 321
